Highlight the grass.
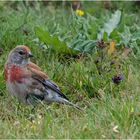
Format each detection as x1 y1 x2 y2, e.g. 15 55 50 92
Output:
0 1 140 139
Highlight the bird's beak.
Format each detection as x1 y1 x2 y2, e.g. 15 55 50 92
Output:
28 52 33 58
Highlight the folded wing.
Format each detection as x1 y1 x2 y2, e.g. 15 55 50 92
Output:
27 62 69 101
27 62 81 110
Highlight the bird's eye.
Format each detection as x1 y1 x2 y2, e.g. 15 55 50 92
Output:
19 51 25 55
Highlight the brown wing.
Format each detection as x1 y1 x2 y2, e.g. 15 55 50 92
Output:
27 61 69 101
28 62 48 80
27 62 48 93
28 62 42 71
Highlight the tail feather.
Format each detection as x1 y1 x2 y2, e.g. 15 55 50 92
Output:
56 97 82 110
44 90 82 110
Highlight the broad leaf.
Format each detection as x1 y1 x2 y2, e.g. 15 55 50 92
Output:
97 10 121 39
119 26 131 46
69 34 96 53
35 27 72 53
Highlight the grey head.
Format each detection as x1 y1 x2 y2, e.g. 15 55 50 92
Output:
6 45 33 65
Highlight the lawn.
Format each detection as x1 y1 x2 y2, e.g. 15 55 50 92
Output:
0 1 140 139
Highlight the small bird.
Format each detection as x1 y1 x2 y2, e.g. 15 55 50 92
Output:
4 45 81 110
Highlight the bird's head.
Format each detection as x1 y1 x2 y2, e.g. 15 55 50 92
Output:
7 45 33 65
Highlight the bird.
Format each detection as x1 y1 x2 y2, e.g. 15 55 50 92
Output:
4 45 81 110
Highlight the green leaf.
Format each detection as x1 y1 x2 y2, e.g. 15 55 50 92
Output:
83 41 96 53
97 10 121 39
69 31 97 53
120 26 131 46
110 28 120 42
103 32 108 41
34 27 72 54
131 30 140 41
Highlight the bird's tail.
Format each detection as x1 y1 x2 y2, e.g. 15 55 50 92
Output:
55 96 82 110
44 90 82 111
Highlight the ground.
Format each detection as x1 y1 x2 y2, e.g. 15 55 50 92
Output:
0 1 140 139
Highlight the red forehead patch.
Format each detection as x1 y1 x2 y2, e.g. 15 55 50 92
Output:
21 45 30 52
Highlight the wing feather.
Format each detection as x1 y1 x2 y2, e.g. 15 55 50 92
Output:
28 62 42 71
27 62 69 101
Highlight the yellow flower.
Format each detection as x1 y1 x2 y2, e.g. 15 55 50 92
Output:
76 9 84 16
